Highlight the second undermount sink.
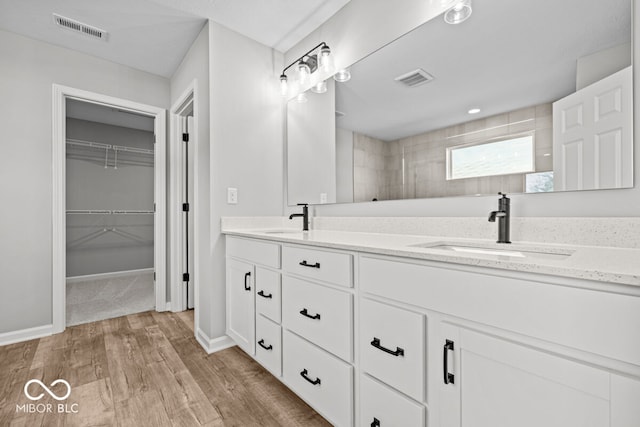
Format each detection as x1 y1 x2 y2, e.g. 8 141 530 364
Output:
410 241 575 261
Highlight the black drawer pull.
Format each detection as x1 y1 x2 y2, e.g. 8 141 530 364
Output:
257 290 272 299
258 339 272 351
300 369 321 385
299 260 320 269
371 418 380 427
443 339 455 385
244 272 251 291
371 337 404 357
300 308 321 320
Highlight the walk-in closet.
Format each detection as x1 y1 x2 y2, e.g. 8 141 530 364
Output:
65 99 156 326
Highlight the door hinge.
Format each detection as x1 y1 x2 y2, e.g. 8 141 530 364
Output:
153 272 156 281
153 203 156 212
183 273 190 282
182 133 189 142
182 203 190 212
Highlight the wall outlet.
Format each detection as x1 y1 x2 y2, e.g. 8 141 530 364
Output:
320 193 328 204
227 187 238 204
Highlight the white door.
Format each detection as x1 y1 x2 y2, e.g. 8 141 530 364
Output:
439 323 640 427
226 258 255 354
553 66 633 191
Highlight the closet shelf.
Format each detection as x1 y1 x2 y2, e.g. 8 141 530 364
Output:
66 210 154 215
66 138 154 155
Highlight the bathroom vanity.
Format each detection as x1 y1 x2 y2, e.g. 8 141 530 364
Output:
224 227 640 427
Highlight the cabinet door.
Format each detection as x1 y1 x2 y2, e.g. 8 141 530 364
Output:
226 258 255 355
440 323 613 427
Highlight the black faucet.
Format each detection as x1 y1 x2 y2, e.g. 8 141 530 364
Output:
488 192 511 244
289 203 309 231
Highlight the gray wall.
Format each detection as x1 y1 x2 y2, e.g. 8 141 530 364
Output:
286 0 640 219
336 127 354 203
66 118 154 277
210 21 284 339
169 23 210 326
0 29 169 334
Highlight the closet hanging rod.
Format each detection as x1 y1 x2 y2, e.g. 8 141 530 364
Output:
66 138 154 155
66 210 154 215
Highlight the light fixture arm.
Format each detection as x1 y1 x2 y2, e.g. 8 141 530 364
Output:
281 42 330 78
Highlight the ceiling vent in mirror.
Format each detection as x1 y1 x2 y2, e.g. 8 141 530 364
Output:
53 13 108 41
394 68 434 88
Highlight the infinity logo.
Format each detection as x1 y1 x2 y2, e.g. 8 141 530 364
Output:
24 379 72 401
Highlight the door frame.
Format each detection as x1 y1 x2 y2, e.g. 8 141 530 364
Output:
52 84 168 334
169 80 199 316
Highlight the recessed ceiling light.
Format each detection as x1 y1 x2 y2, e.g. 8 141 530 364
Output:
468 108 481 114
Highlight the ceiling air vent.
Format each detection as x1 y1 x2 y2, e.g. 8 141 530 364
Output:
394 68 434 88
53 13 108 41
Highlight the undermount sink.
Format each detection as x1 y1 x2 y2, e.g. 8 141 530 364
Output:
410 242 574 261
262 229 302 234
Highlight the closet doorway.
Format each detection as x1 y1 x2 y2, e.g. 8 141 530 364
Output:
52 85 167 333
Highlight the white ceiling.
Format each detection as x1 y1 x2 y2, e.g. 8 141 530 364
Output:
0 0 349 78
336 0 632 142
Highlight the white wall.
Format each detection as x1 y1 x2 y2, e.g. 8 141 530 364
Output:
209 22 284 339
336 127 354 203
286 0 640 218
287 79 336 205
169 24 211 330
0 29 170 334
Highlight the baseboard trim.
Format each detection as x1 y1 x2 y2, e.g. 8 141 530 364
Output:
66 268 154 283
196 328 236 354
0 324 53 347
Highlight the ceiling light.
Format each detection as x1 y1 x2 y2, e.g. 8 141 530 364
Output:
311 80 327 94
468 108 481 114
296 92 308 103
334 68 351 83
444 0 472 24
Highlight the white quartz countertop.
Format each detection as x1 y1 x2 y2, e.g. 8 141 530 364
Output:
222 228 640 287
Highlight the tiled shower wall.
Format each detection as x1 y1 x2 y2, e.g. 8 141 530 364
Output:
351 103 553 202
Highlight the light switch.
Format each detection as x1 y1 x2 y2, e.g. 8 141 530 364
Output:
227 187 238 204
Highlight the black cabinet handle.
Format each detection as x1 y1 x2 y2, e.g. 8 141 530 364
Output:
300 369 321 385
371 337 404 357
443 339 455 384
371 418 380 427
257 290 272 299
244 272 251 291
299 260 320 269
258 339 272 351
300 308 321 320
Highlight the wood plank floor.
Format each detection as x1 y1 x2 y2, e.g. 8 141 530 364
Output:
0 311 331 426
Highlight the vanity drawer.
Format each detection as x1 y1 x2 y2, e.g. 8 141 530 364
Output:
282 276 353 362
227 236 280 268
360 374 425 427
282 245 353 288
256 314 282 377
256 268 281 323
360 298 425 402
283 330 353 427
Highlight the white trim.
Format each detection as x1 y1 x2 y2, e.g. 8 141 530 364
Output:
169 80 199 316
0 324 53 347
66 268 154 284
52 84 168 334
196 329 236 354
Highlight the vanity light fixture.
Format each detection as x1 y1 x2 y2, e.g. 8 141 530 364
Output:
333 68 351 83
296 92 308 103
279 42 331 97
444 0 472 24
311 80 328 94
468 108 481 114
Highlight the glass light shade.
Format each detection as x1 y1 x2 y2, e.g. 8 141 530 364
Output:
297 61 311 85
311 80 327 94
280 75 288 97
333 68 351 83
296 92 308 103
444 0 472 24
318 45 333 72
